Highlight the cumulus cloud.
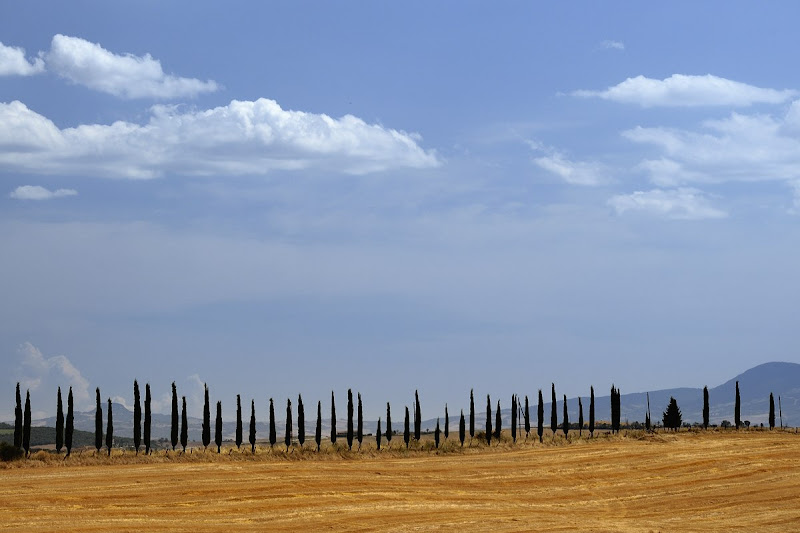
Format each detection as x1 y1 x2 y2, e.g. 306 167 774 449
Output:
0 99 439 178
600 40 625 51
9 185 77 200
573 74 797 107
0 41 44 76
608 188 727 220
43 34 218 99
529 141 608 186
17 342 91 409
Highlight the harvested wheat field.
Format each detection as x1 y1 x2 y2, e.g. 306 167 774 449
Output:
2 430 799 532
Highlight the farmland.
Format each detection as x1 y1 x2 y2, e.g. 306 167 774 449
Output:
1 430 799 532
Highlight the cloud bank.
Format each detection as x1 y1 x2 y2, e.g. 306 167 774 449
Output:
44 35 219 99
16 342 91 412
9 185 77 200
573 74 796 107
608 188 727 220
0 99 439 178
0 41 44 76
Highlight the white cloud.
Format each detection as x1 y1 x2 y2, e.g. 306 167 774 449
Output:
43 34 218 99
9 185 77 200
573 74 797 107
17 342 91 409
608 188 727 220
0 41 44 76
600 40 625 51
534 152 607 186
0 99 439 178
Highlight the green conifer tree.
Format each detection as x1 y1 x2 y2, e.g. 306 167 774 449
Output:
269 398 276 449
236 394 243 450
171 382 178 451
376 417 382 451
562 395 569 438
662 397 682 430
486 394 492 446
14 383 22 449
144 384 151 455
249 399 256 453
298 394 305 448
769 393 775 430
589 386 595 438
285 398 292 452
202 383 210 450
106 398 113 456
23 390 31 457
215 401 223 453
550 384 557 438
357 393 363 450
435 418 440 449
537 389 544 443
315 400 322 452
330 391 337 445
65 387 74 457
578 397 584 436
735 381 741 430
459 409 466 447
511 395 517 443
180 396 188 453
414 390 422 442
94 388 102 454
56 386 64 454
404 406 410 449
524 395 530 440
346 389 354 451
645 392 651 432
703 386 709 430
386 402 393 448
469 389 475 445
133 380 141 454
494 400 501 443
444 403 449 441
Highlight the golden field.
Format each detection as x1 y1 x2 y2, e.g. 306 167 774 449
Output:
2 430 799 532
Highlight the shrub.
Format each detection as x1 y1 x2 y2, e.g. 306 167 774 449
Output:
0 442 24 462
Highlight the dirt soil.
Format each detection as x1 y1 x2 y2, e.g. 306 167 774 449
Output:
1 430 799 532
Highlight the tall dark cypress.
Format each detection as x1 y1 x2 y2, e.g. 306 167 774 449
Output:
550 384 557 437
494 400 501 442
524 395 530 439
249 399 256 453
469 389 475 444
486 394 492 446
14 383 22 449
610 385 617 434
315 400 322 452
414 390 421 442
215 401 222 453
65 387 74 457
459 410 466 447
734 381 741 430
589 386 595 438
180 396 188 453
386 402 393 448
202 383 211 450
769 393 775 430
133 380 141 454
376 417 382 451
298 394 305 448
645 392 651 432
330 391 337 445
537 389 544 443
95 388 103 454
106 398 113 456
511 395 517 443
444 404 449 441
702 386 709 430
55 387 64 454
23 390 31 457
578 397 584 436
171 382 178 451
562 395 569 438
435 418 440 449
269 398 276 449
235 394 243 450
346 389 354 451
144 384 151 455
403 406 410 449
285 398 292 452
357 393 363 450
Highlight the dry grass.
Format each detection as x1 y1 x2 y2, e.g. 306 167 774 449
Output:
1 430 799 532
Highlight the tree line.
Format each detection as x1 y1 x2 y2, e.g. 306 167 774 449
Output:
6 379 786 458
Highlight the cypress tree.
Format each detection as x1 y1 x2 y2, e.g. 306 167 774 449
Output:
444 403 449 441
702 386 709 430
55 387 64 454
511 395 517 443
494 400 501 443
769 393 775 430
610 385 618 434
779 396 783 429
65 387 74 457
459 409 465 447
414 390 422 442
298 394 305 448
215 401 222 453
386 402 392 448
578 397 584 436
524 395 530 440
469 389 475 445
550 384 557 438
403 406 410 449
95 388 103 454
315 400 322 452
376 417 382 451
180 396 188 453
615 386 622 433
589 386 595 438
133 380 141 454
23 390 31 457
346 389 354 451
106 398 113 456
144 384 151 455
645 392 651 432
435 418 440 449
357 393 363 450
170 382 178 451
735 381 741 430
249 399 256 453
202 383 211 450
285 398 292 452
486 394 492 446
562 395 569 438
269 398 276 449
14 383 22 449
330 391 337 445
235 394 243 450
537 389 544 443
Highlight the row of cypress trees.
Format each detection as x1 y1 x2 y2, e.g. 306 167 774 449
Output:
9 379 786 457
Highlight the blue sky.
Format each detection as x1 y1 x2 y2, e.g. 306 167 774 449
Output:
2 2 799 422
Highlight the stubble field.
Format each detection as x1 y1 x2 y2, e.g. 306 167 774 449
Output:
1 430 799 532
